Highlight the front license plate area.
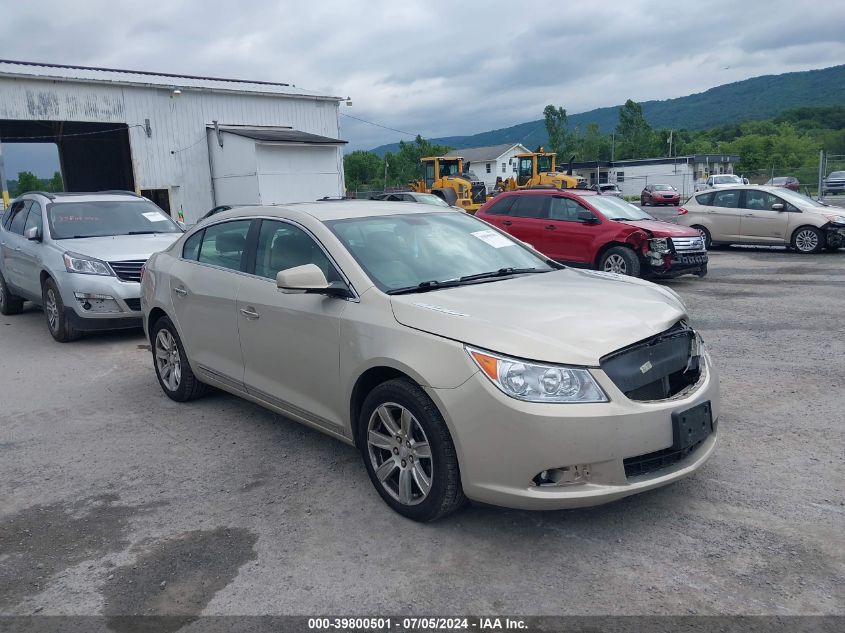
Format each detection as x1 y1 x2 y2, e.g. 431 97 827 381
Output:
679 254 708 265
671 401 713 450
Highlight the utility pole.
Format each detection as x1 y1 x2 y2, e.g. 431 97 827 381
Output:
667 130 673 158
818 150 825 200
611 133 615 162
0 139 9 209
383 159 389 192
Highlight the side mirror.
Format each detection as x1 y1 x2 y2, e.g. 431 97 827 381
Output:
276 264 352 298
771 203 784 211
25 226 41 241
577 210 599 224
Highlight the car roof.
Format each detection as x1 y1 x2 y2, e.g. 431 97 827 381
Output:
205 200 455 223
495 188 599 198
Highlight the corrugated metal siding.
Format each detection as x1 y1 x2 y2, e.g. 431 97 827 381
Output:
0 76 343 221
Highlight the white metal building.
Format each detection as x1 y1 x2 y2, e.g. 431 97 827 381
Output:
569 154 741 198
445 143 529 193
0 60 347 222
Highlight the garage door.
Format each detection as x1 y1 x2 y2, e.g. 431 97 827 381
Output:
255 144 342 204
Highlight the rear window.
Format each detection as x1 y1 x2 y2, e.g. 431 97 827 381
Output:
485 196 516 216
695 192 715 205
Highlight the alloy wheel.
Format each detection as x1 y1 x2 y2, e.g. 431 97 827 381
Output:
603 254 628 274
155 329 182 392
366 402 433 506
45 288 59 332
795 229 819 252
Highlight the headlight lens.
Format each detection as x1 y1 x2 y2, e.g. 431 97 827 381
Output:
466 346 608 403
829 216 845 225
63 252 112 276
649 237 671 254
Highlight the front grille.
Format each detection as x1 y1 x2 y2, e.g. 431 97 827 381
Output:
109 260 146 282
600 322 701 401
671 237 706 253
124 298 141 311
661 194 675 199
624 438 705 478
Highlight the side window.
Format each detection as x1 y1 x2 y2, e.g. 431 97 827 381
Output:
2 201 24 229
9 201 31 235
510 196 548 219
744 190 779 210
182 230 203 261
197 220 252 271
486 196 515 216
549 198 591 222
711 190 740 208
24 201 43 235
695 191 715 205
485 163 491 174
254 220 340 283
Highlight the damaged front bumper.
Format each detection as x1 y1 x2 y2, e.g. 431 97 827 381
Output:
643 250 708 278
825 225 845 248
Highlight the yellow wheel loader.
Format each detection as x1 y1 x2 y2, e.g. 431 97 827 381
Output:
496 150 579 191
409 157 487 213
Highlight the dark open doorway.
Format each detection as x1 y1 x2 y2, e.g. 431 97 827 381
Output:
0 120 135 192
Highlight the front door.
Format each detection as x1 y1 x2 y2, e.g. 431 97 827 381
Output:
237 219 348 431
17 201 46 297
170 219 253 390
739 189 790 243
2 201 32 294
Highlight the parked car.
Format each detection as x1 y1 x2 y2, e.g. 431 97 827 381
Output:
764 176 800 192
822 171 845 196
196 205 233 224
373 191 454 207
0 191 183 341
676 185 845 252
641 184 681 206
142 201 719 521
475 189 707 278
590 183 624 198
700 174 744 189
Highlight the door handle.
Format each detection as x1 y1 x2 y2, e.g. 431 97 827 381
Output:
744 213 755 217
544 225 556 230
173 286 187 296
501 220 512 226
240 307 260 320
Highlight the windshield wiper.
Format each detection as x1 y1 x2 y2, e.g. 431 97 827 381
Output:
459 267 548 282
126 231 162 235
386 279 463 295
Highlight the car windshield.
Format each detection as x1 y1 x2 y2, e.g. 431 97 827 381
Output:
536 155 553 172
713 175 742 184
48 200 182 239
830 171 845 178
653 184 675 191
325 211 554 293
414 194 450 207
775 189 828 208
587 196 654 220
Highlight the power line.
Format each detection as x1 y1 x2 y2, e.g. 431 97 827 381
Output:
340 112 419 138
0 124 145 141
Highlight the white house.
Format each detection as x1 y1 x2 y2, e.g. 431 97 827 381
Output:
0 59 347 222
569 154 741 198
445 143 529 193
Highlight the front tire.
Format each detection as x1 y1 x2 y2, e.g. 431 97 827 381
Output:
151 316 208 401
0 273 24 315
598 246 641 277
42 278 81 342
792 226 824 254
358 378 466 522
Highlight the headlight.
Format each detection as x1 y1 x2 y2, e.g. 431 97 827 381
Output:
466 346 608 403
828 216 845 225
649 237 671 254
63 252 113 276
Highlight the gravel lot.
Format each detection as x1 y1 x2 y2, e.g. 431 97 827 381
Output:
1 247 843 618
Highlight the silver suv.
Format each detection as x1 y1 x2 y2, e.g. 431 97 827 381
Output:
0 191 183 341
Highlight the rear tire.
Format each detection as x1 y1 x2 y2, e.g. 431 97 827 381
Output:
358 378 466 522
0 273 24 315
792 226 824 254
598 246 641 277
151 316 208 401
42 278 81 342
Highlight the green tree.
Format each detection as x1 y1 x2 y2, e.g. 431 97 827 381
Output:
46 171 64 193
615 99 655 159
388 135 451 186
543 105 569 157
14 171 41 195
343 150 383 191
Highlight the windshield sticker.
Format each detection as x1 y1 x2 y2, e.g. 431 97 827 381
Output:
471 229 513 249
143 211 170 222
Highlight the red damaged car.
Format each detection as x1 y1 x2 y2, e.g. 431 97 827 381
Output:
476 189 707 278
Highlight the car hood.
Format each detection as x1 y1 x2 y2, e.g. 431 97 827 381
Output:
55 233 182 261
612 219 699 237
389 268 687 366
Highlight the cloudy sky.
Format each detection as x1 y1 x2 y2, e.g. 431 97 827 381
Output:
2 0 844 172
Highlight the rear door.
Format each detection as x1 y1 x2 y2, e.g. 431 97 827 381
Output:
739 189 790 244
503 195 550 251
2 201 32 292
169 219 254 390
707 189 742 241
17 201 45 297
